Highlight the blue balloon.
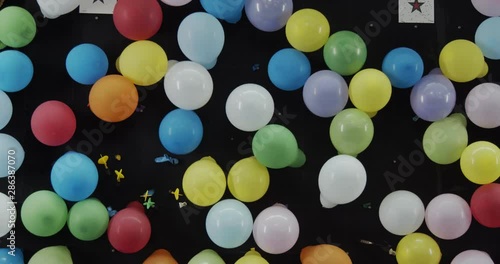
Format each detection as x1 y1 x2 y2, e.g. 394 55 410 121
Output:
51 151 98 202
205 199 253 249
268 48 311 91
475 17 500 60
0 50 33 92
0 248 24 264
66 43 108 85
159 109 203 155
200 0 245 24
382 47 424 89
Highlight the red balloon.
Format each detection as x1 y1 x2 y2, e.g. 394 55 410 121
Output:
113 0 163 40
471 183 500 228
108 201 151 253
31 100 76 146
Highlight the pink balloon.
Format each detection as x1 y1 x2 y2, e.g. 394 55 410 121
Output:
253 204 300 254
160 0 192 6
425 193 472 240
472 0 500 17
451 250 494 264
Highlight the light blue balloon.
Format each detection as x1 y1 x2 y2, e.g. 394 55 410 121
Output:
0 90 13 130
205 199 253 249
268 48 311 91
0 248 24 264
66 43 108 85
475 17 500 60
0 133 25 178
51 151 98 202
178 12 225 70
200 0 245 23
0 50 33 92
159 109 203 155
382 47 424 89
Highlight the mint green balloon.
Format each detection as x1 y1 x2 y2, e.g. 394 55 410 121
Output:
67 198 109 241
423 113 468 165
252 124 306 169
21 190 68 237
0 6 37 48
28 246 73 264
188 249 225 264
323 31 367 76
329 108 374 156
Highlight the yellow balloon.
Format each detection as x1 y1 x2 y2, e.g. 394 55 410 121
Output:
396 233 441 264
439 39 484 83
285 9 330 52
349 69 392 113
235 248 269 264
228 157 270 202
118 40 168 86
477 62 488 78
460 141 500 184
182 156 226 207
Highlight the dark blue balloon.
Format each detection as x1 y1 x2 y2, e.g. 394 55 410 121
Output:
200 0 245 23
159 109 203 155
382 47 424 89
0 248 24 264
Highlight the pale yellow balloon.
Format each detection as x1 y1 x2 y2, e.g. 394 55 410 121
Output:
349 69 392 113
285 9 330 52
228 156 270 202
460 141 500 184
396 233 441 264
118 40 168 86
182 157 226 207
439 39 484 83
477 62 488 78
235 248 269 264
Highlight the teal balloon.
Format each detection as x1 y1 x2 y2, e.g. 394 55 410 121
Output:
252 124 305 169
67 198 109 241
28 246 72 264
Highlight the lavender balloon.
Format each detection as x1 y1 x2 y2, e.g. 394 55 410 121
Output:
465 83 500 128
253 204 299 254
245 0 293 32
451 250 494 264
425 193 472 240
303 70 348 118
410 74 456 122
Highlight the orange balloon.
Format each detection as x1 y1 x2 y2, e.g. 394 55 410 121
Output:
300 244 352 264
89 74 138 122
143 249 178 264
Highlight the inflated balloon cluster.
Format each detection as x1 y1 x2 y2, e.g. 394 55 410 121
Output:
1 0 500 263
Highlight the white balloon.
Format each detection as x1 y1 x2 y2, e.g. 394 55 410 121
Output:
378 190 425 236
318 155 366 207
0 90 13 130
37 0 79 19
167 60 178 73
160 0 192 7
465 83 500 129
164 61 213 110
0 134 25 178
451 250 494 264
225 83 274 132
319 193 336 208
425 193 472 240
0 192 16 238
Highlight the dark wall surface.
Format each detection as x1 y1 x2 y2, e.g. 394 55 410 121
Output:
1 0 499 263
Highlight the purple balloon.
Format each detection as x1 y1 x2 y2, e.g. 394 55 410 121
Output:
245 0 293 32
303 70 348 118
425 193 472 240
428 68 443 75
410 74 456 122
253 204 299 254
451 250 494 264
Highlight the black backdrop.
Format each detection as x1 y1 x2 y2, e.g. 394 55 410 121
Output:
1 0 500 263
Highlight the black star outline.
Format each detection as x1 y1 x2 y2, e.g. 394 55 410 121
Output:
93 0 104 3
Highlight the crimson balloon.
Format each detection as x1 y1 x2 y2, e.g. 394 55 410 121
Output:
31 100 76 146
471 183 500 228
113 0 163 40
107 201 151 253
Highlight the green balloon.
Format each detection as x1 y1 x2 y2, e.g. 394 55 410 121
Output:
188 249 225 264
0 41 5 50
252 124 306 169
423 113 468 165
0 6 37 48
67 198 109 241
21 190 68 237
329 108 374 156
28 246 73 264
323 31 367 76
